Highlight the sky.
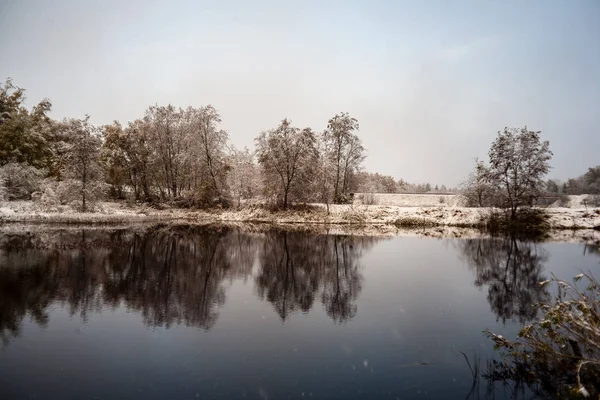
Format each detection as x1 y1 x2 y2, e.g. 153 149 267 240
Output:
1 0 599 186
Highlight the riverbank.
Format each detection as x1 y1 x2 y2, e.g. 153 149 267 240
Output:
1 219 599 247
1 200 599 228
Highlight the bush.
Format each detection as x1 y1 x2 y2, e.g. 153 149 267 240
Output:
0 163 44 200
335 193 353 204
54 179 107 211
482 208 550 237
262 202 321 213
485 273 600 398
393 216 436 228
172 193 233 209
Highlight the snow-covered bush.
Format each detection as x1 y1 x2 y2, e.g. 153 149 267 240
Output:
0 163 45 200
55 179 107 211
30 178 61 211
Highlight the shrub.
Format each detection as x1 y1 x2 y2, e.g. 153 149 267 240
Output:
341 209 366 224
333 193 354 204
393 216 436 228
0 163 44 200
485 273 600 398
55 179 107 211
481 208 550 237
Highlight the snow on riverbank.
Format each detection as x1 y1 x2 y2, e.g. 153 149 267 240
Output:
1 201 598 231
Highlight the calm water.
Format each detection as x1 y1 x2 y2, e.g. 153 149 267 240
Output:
0 225 598 400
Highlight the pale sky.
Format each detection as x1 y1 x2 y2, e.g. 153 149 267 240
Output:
1 0 599 186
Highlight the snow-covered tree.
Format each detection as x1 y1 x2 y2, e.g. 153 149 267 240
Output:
323 113 365 203
487 127 552 218
63 116 103 211
227 146 259 207
256 119 318 208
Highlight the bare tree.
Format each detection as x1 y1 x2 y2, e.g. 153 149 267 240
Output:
189 105 230 204
63 116 103 211
256 119 318 209
323 113 364 202
227 146 259 207
461 158 496 207
314 134 336 212
100 121 130 199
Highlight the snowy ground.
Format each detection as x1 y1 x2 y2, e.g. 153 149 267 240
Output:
1 200 598 231
354 193 465 207
353 193 597 208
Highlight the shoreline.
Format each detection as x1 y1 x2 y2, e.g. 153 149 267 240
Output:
1 201 598 228
1 201 599 244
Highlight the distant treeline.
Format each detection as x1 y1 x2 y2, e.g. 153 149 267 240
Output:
545 167 600 195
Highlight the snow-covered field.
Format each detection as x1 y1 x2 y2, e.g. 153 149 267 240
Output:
354 193 465 207
353 193 597 208
0 199 598 232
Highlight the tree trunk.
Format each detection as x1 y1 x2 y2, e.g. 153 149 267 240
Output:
82 162 87 212
334 138 342 202
202 122 220 197
283 186 289 209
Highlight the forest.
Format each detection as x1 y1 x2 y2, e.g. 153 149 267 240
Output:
0 78 417 211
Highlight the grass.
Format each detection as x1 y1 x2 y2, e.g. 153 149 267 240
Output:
0 212 183 225
484 273 600 398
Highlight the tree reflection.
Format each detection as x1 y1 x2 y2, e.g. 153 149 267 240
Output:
321 235 364 323
0 225 381 344
459 236 550 323
255 230 375 323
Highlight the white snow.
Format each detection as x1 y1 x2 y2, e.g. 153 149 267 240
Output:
0 199 598 231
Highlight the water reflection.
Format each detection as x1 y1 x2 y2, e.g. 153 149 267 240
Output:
256 231 369 322
0 225 380 343
459 236 550 324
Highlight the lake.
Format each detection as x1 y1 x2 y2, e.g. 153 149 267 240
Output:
0 224 598 400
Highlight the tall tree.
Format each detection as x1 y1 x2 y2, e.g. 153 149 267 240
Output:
0 78 53 169
63 116 103 211
143 105 187 198
100 122 131 199
256 119 317 208
545 179 559 194
486 127 552 218
189 105 230 204
583 166 600 194
323 113 364 202
462 159 496 207
227 146 259 207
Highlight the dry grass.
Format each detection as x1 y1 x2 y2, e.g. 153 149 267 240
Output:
485 273 600 398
